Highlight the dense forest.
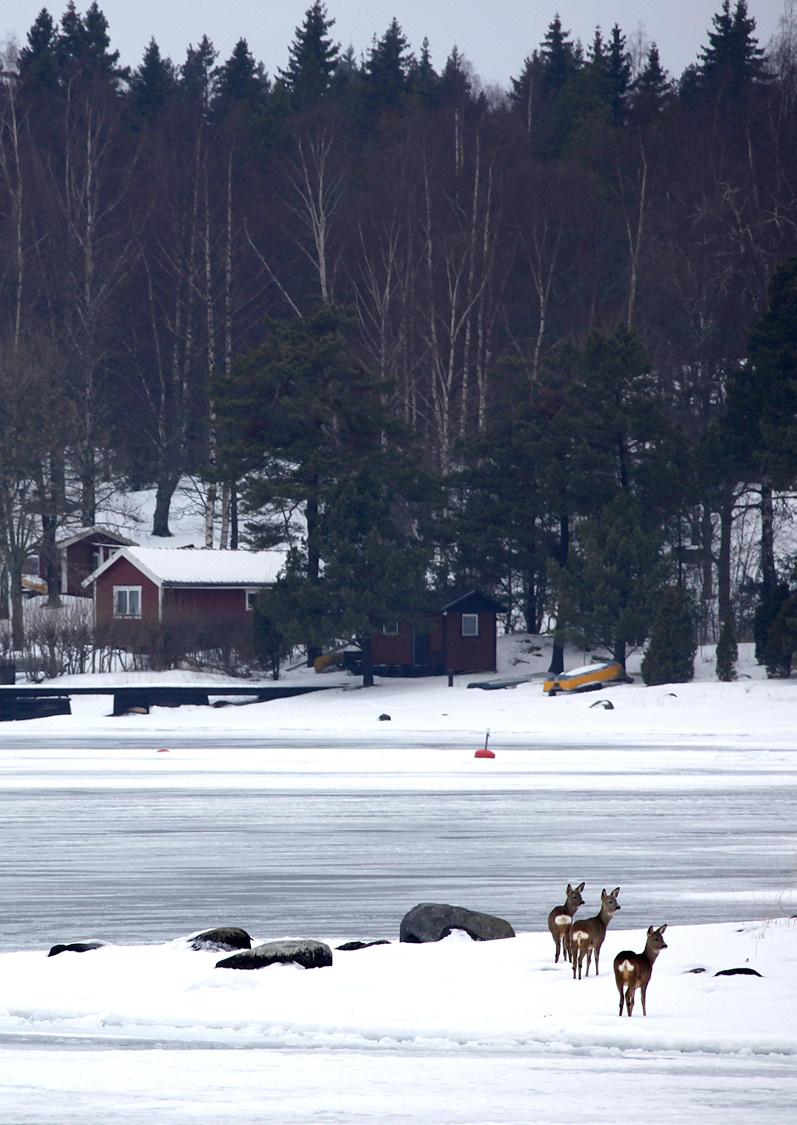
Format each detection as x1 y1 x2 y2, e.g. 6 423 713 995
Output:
1 1 797 676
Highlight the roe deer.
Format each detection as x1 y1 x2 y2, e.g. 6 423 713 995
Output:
613 925 668 1016
547 882 585 963
570 887 621 979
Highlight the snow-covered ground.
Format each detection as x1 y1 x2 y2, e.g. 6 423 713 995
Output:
1 637 796 1122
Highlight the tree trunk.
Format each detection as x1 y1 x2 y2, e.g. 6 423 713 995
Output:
760 478 776 591
10 564 24 650
0 566 9 620
360 634 374 688
717 486 733 636
548 497 569 676
152 476 178 537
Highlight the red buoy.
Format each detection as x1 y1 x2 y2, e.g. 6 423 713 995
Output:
474 729 495 759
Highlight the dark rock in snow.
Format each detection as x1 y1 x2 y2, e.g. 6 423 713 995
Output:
336 939 391 951
216 939 333 971
190 926 252 952
48 941 104 957
399 903 515 944
379 713 391 721
686 966 707 973
714 967 762 977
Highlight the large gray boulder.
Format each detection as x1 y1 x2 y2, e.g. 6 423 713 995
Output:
189 927 252 952
216 939 333 971
399 903 515 944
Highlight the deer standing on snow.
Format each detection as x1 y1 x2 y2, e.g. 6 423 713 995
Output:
570 887 621 979
613 925 668 1016
547 882 585 963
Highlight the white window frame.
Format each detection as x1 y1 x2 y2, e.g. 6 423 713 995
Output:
113 585 142 619
245 589 258 612
461 613 479 637
382 620 400 636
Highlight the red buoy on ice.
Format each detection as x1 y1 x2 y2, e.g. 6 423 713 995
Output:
474 730 495 759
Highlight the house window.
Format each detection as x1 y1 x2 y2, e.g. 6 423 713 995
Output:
461 613 479 637
382 621 400 636
245 590 258 612
113 586 142 619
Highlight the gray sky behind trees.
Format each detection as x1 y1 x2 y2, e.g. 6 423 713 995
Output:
0 1 790 87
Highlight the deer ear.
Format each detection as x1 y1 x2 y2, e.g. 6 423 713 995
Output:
612 887 620 897
576 882 585 892
567 884 573 893
647 926 654 935
658 924 667 934
601 888 607 898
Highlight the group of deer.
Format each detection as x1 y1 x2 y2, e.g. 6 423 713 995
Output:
547 882 668 1017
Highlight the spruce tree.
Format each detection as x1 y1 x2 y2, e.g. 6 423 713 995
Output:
641 585 697 685
366 18 412 110
539 14 577 96
180 36 218 111
631 44 671 119
280 1 339 109
17 8 59 89
606 24 632 123
213 39 270 117
699 0 766 97
129 38 176 120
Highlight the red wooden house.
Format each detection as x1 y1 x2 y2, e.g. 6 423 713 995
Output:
369 590 504 676
34 527 135 597
83 546 285 630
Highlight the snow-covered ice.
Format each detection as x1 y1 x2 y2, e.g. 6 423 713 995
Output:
1 637 796 1121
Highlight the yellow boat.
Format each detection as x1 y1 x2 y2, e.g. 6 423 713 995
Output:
543 660 627 695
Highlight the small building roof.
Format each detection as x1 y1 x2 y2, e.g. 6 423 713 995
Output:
56 526 137 549
83 546 285 589
441 589 506 614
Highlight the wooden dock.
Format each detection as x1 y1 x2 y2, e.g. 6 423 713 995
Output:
0 683 336 722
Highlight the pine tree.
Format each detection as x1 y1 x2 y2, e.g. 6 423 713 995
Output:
754 583 793 676
129 38 176 120
280 1 339 109
641 585 697 685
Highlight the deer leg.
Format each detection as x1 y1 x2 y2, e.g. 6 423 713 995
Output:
641 984 647 1016
553 933 561 963
585 947 593 977
616 982 625 1016
626 988 635 1017
563 933 571 962
594 946 600 976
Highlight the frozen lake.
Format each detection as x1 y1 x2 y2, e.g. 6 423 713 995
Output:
2 737 794 952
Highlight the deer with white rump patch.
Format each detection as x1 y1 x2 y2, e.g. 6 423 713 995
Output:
613 925 668 1016
570 887 621 979
547 882 585 963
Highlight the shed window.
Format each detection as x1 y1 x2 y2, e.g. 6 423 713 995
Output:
382 621 400 636
245 590 258 611
113 586 142 619
461 613 479 637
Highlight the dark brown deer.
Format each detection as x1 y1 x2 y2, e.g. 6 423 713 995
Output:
570 887 621 979
547 882 585 963
613 925 668 1016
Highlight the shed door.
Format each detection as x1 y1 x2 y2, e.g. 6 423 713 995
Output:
413 626 431 667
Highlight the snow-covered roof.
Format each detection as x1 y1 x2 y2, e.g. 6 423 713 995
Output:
83 546 285 589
